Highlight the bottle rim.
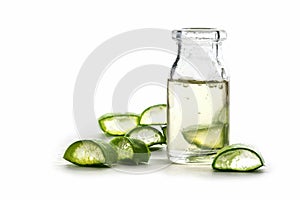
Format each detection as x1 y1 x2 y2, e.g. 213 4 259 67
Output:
172 28 227 42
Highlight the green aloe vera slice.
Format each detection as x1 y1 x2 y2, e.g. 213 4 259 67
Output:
109 137 151 165
126 126 166 147
212 144 264 172
98 113 139 136
139 104 167 125
63 140 118 167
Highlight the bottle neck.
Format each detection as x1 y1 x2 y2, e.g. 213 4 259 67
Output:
178 41 223 65
171 40 227 81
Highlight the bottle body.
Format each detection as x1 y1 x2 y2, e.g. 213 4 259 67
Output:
167 28 229 164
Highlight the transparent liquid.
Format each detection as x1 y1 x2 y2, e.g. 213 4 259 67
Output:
167 79 229 164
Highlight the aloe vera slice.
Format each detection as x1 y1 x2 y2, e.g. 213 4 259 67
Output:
139 104 167 125
126 126 166 147
212 144 264 172
182 124 226 149
63 140 118 167
98 113 139 136
109 137 151 165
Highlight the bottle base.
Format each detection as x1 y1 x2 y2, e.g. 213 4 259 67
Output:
168 150 217 165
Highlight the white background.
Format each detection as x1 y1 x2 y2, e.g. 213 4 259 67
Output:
0 0 299 199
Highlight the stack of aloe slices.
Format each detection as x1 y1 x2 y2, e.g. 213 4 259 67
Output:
97 104 167 148
63 104 167 167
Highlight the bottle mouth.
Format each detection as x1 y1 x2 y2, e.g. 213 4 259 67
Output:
172 28 227 42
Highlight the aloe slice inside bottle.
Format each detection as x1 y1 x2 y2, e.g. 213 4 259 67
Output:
182 124 226 149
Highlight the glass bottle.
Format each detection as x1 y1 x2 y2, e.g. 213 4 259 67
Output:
167 28 229 164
